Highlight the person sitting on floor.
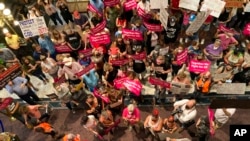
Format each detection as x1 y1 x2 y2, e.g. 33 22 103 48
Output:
122 104 141 131
143 108 163 140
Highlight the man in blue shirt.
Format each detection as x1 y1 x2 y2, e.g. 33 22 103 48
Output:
38 34 56 59
5 77 40 105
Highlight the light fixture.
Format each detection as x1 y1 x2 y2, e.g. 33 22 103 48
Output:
0 3 5 10
3 8 10 16
13 20 19 26
3 28 9 34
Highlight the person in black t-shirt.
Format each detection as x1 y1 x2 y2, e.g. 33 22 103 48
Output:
164 16 181 48
103 63 118 87
152 55 171 80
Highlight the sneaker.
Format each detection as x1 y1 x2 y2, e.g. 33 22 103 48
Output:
201 39 205 45
185 38 189 43
179 38 183 43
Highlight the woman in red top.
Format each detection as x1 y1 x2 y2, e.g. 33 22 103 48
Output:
116 13 127 28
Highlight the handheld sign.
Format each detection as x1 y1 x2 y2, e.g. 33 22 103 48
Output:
148 76 171 88
137 7 152 20
78 48 93 57
89 34 111 46
176 49 188 65
93 89 110 103
143 22 163 32
200 0 226 18
91 20 107 34
0 64 22 89
87 4 102 17
122 29 143 41
179 0 200 11
123 80 142 96
188 60 211 73
19 16 48 38
128 51 147 60
104 0 120 7
53 75 66 86
124 0 137 11
75 63 95 77
110 59 130 66
55 44 72 53
114 77 128 89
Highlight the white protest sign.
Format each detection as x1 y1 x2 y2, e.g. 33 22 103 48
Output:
160 3 169 30
150 0 168 9
200 0 226 18
186 11 210 34
19 16 48 38
179 0 200 11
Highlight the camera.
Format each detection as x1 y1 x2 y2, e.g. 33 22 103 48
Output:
171 107 183 116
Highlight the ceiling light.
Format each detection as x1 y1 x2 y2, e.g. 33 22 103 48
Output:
0 3 5 10
3 8 11 16
3 28 9 34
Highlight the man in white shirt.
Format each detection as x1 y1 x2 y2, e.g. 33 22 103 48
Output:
213 108 236 129
173 99 197 132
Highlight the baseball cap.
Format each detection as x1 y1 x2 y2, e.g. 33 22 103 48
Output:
152 108 159 117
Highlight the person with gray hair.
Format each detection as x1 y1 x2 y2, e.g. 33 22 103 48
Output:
122 104 141 131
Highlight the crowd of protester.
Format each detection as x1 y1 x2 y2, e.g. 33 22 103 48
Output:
2 0 250 140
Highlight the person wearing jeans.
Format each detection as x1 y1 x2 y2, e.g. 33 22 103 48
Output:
82 69 98 92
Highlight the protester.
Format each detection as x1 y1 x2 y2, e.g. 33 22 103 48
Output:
213 108 236 130
122 104 140 131
5 77 40 105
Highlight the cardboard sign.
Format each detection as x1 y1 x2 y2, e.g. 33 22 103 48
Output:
124 0 137 11
186 11 211 35
114 77 128 89
179 0 200 11
110 59 130 66
160 5 169 30
212 73 231 81
104 0 120 7
93 89 110 103
0 64 22 89
128 51 147 60
143 22 163 32
122 29 143 41
89 34 111 46
189 60 211 73
148 76 171 88
210 83 246 94
171 82 191 95
218 24 240 35
150 0 168 9
137 7 152 20
91 20 107 34
243 23 250 36
225 0 243 8
176 49 188 65
54 44 72 53
75 63 95 77
200 0 226 18
19 16 48 38
78 48 93 57
123 80 142 96
87 4 102 17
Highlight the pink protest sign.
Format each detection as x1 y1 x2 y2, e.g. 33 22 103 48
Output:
122 29 143 41
78 48 93 57
243 23 250 36
55 44 72 53
137 7 151 20
75 63 95 77
90 34 111 46
91 20 107 34
188 60 211 73
93 89 110 103
149 76 171 88
104 0 120 7
124 0 137 11
87 4 102 17
123 80 142 96
143 22 163 32
128 51 147 60
53 75 66 86
218 24 239 35
208 108 215 136
176 49 188 65
110 59 130 66
114 77 128 89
